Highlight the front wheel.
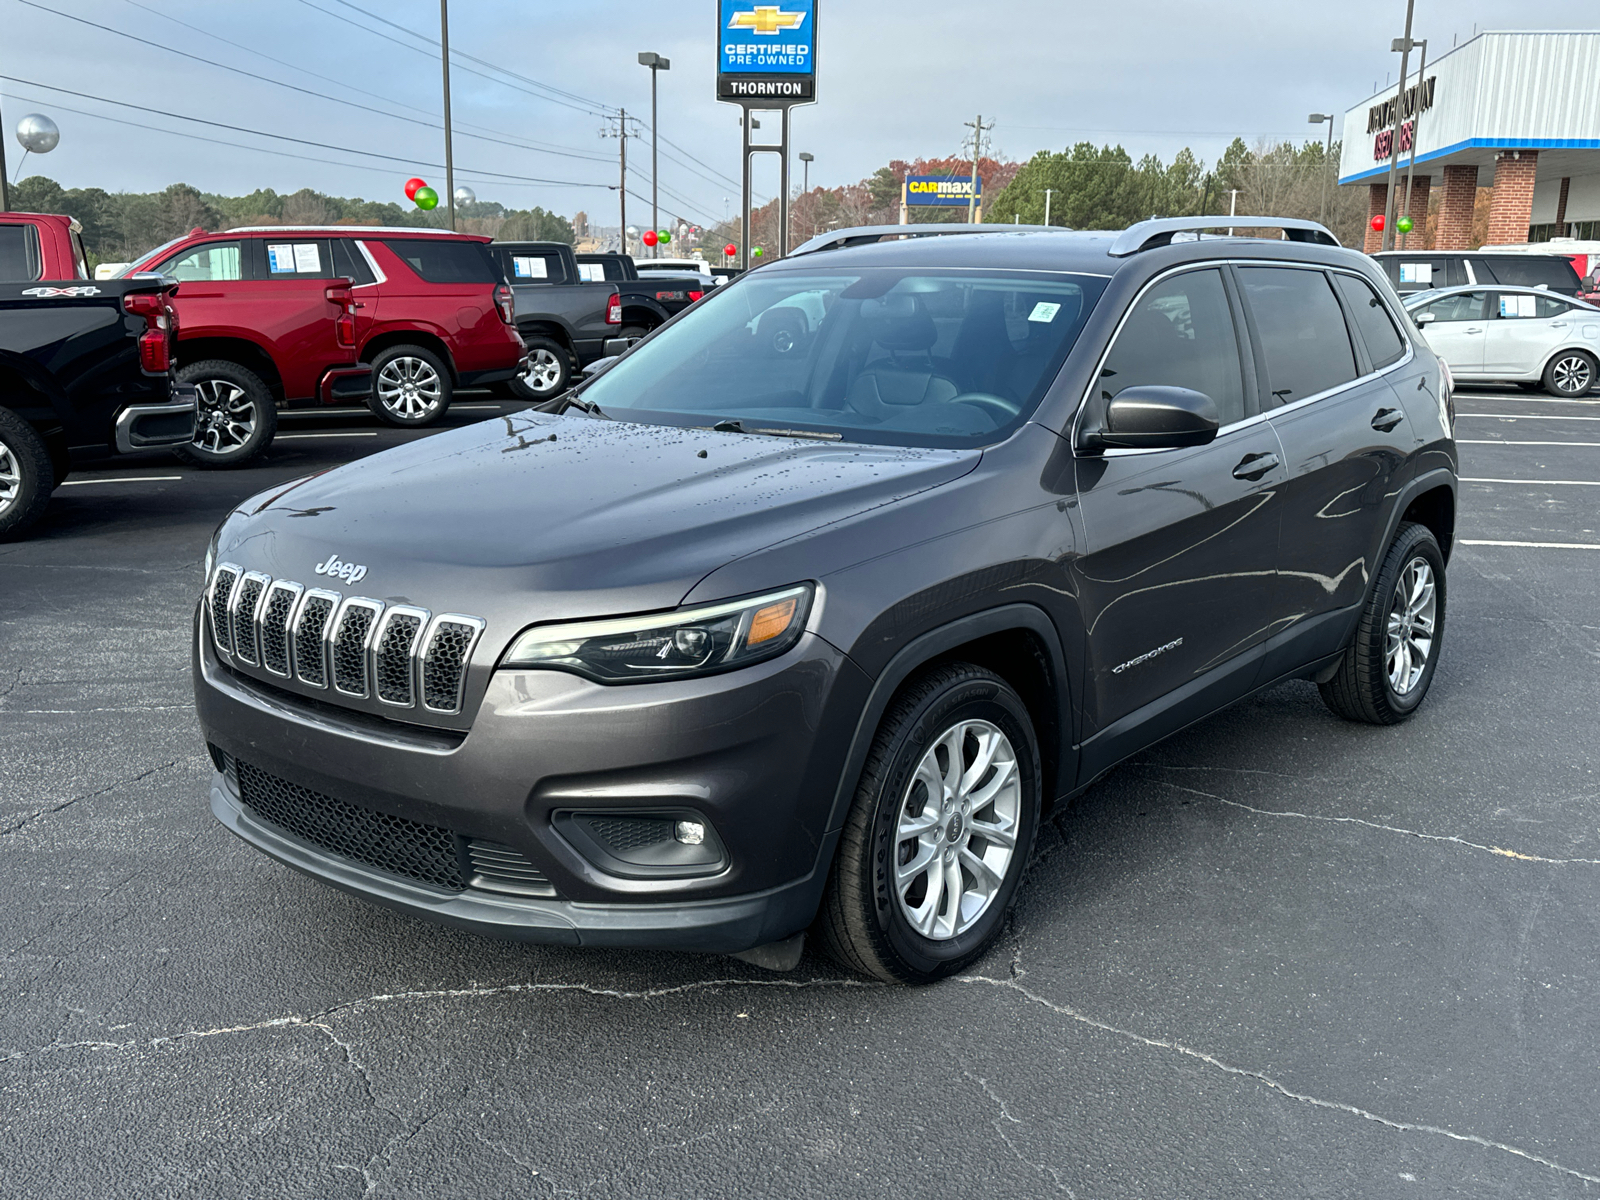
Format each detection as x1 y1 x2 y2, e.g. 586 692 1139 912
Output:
1318 521 1446 724
173 360 277 468
368 345 453 427
819 663 1041 984
0 407 55 541
507 337 572 402
1544 350 1597 398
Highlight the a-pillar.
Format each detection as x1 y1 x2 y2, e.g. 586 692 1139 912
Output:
1365 183 1387 254
1436 164 1478 250
1401 175 1431 249
1486 150 1538 245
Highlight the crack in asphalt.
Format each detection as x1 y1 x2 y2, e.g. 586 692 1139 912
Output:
956 971 1600 1187
1 760 181 836
1138 772 1600 866
963 1070 1078 1196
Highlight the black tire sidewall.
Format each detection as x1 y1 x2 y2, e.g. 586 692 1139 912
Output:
864 676 1041 979
0 410 54 540
1545 350 1597 397
1374 525 1447 717
368 346 453 427
509 338 571 402
173 360 276 468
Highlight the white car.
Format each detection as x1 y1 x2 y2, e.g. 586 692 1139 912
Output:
1404 284 1600 396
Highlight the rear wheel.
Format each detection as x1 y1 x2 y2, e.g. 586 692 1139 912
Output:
1544 350 1596 398
1319 522 1446 725
819 663 1041 984
0 408 54 541
173 360 277 468
368 345 452 427
507 337 571 402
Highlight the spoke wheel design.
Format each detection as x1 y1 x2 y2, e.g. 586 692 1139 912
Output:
893 719 1021 942
194 379 257 454
521 348 565 395
1385 556 1437 696
1550 354 1593 396
0 438 20 518
376 356 444 420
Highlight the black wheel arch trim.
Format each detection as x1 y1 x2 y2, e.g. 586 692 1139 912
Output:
1383 466 1457 564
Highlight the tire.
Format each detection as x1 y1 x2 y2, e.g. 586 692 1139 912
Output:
1543 349 1597 398
1516 381 1542 392
172 360 277 469
819 663 1042 984
0 408 55 541
1318 522 1446 725
507 337 572 402
368 345 453 427
618 325 650 343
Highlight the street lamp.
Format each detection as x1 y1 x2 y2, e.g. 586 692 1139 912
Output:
638 51 670 258
1308 113 1335 225
798 151 814 193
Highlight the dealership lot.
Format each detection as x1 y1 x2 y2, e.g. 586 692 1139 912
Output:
2 389 1598 1198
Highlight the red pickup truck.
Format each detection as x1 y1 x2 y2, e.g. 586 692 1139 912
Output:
113 226 528 465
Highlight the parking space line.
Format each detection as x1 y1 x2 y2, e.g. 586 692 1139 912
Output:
275 432 380 440
1462 539 1600 550
1458 440 1600 446
1457 414 1600 422
59 476 182 486
1461 477 1600 486
1456 396 1600 406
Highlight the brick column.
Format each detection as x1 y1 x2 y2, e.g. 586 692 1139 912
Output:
1401 175 1431 249
1555 176 1572 233
1436 164 1479 250
1365 183 1387 254
1486 150 1538 245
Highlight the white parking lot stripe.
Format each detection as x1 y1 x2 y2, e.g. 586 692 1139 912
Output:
1457 414 1600 422
1462 477 1600 486
59 476 182 486
1455 396 1600 406
275 432 380 440
1462 540 1600 550
1458 440 1600 446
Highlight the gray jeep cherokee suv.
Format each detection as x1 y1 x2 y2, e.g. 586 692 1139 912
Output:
195 217 1458 984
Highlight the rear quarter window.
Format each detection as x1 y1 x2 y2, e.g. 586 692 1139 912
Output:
1476 257 1581 292
0 223 43 280
383 238 501 284
1332 273 1406 369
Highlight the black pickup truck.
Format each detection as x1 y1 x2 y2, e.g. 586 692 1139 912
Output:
575 252 710 336
486 241 627 401
1 276 196 540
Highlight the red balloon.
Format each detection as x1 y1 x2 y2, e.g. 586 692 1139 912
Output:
1370 214 1385 232
404 177 427 201
723 243 738 257
642 229 659 247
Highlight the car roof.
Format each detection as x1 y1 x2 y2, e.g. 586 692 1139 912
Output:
221 225 489 241
1375 248 1574 259
1405 283 1581 298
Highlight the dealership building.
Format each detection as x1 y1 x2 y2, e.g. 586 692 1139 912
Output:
1340 31 1600 253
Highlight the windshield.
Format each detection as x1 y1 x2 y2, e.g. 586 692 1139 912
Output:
579 266 1106 447
116 234 190 278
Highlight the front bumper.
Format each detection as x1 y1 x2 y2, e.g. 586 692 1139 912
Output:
114 386 197 453
195 620 868 953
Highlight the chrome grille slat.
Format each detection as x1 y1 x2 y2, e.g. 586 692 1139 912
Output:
291 589 339 689
421 614 485 715
208 564 242 657
229 572 270 666
371 605 429 707
329 597 384 698
258 581 303 678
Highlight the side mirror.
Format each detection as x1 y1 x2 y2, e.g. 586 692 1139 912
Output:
1087 385 1219 451
1414 310 1436 325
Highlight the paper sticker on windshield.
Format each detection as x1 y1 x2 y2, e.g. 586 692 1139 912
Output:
1028 301 1062 323
512 256 549 279
1399 262 1432 284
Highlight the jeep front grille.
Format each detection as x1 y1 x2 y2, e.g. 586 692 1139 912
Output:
207 562 485 716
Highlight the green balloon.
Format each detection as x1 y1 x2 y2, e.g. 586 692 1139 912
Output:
658 230 671 244
752 247 764 257
1396 215 1414 233
414 186 439 211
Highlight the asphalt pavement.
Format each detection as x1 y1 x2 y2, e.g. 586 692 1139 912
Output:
2 387 1598 1199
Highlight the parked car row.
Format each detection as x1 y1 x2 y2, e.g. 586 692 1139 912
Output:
1403 284 1600 396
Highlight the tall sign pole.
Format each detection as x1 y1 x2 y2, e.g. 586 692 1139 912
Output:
1400 39 1428 250
716 0 818 268
440 0 457 231
1381 0 1416 253
0 96 10 213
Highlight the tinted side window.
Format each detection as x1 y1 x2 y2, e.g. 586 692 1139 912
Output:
1418 291 1489 322
1392 258 1446 291
1238 267 1358 405
1100 268 1247 426
1536 295 1576 319
384 238 499 284
260 239 334 280
0 223 43 280
500 250 563 283
1333 273 1406 369
1478 257 1581 292
158 241 243 281
333 238 376 286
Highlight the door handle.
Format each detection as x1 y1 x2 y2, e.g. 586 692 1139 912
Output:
1232 452 1280 481
1464 327 1483 334
1372 407 1405 433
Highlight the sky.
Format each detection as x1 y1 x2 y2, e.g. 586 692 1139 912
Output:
3 0 1596 226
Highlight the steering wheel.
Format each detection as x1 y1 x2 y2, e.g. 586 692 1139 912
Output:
952 392 1021 421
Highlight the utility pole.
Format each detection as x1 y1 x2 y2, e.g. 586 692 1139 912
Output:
638 52 670 257
1044 188 1052 227
0 92 9 212
1228 188 1240 235
440 0 456 231
1308 113 1335 225
964 114 993 225
1381 0 1418 253
604 110 637 254
1401 38 1428 249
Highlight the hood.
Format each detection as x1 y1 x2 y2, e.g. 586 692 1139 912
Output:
217 411 979 626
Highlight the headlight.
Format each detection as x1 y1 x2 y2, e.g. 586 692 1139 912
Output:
202 522 222 587
501 584 813 684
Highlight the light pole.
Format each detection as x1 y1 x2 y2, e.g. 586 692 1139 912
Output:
799 151 813 194
1308 113 1335 225
1044 188 1052 227
1381 0 1418 253
638 52 670 258
0 98 9 212
440 0 456 231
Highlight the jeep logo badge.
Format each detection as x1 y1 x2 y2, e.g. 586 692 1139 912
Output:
314 553 368 584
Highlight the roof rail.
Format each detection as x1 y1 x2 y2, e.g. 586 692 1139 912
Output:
788 223 1061 258
1108 217 1340 257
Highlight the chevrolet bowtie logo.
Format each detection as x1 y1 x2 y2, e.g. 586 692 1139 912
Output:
728 6 807 35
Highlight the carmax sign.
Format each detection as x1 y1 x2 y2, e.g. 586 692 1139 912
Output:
906 175 982 206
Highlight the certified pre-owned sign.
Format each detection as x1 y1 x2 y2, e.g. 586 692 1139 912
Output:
717 0 816 101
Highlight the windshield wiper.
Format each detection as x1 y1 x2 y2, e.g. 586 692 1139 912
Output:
711 419 841 441
540 391 609 419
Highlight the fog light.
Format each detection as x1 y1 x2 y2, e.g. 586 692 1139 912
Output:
674 820 706 846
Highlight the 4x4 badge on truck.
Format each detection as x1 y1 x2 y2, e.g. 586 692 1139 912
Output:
314 553 368 584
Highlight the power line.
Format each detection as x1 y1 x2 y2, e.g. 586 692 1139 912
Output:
656 132 743 192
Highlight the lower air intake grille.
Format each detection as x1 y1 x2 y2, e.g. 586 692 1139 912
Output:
235 759 466 892
466 840 558 898
587 816 675 853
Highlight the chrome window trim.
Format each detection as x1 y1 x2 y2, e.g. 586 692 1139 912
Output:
229 571 272 667
289 587 342 690
419 613 487 715
328 597 385 699
353 240 387 287
370 604 431 709
207 563 244 659
258 580 304 679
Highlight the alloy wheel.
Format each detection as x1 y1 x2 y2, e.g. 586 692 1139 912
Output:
521 347 564 395
1551 354 1593 396
376 356 444 420
0 438 19 518
194 379 257 454
893 719 1021 941
1386 556 1437 695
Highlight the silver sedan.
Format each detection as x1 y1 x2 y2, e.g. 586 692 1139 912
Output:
1403 284 1600 396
